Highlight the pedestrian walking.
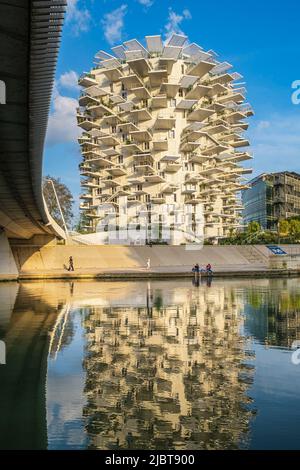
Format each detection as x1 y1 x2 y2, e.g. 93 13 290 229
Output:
68 256 74 271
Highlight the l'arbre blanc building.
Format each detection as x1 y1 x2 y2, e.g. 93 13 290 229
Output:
77 34 253 244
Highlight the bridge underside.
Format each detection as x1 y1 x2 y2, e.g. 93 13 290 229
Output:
0 0 66 240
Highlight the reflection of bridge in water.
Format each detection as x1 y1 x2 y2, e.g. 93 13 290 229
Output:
1 278 300 449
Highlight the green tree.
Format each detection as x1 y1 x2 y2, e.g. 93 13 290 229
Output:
279 219 290 237
43 175 74 228
247 221 261 234
74 211 90 234
289 219 300 239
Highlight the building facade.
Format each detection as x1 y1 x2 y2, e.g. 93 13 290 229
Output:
242 172 300 230
77 34 253 244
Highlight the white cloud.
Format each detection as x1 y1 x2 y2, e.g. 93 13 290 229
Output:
249 114 300 175
256 120 271 131
164 7 192 40
46 84 80 146
66 0 91 36
137 0 153 7
101 5 128 46
58 70 79 91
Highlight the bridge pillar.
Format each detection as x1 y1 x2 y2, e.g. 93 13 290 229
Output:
0 230 19 280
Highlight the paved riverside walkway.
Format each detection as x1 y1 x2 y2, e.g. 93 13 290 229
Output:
18 265 300 280
5 243 300 281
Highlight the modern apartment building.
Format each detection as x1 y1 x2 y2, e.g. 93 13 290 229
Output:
77 34 253 243
242 172 300 230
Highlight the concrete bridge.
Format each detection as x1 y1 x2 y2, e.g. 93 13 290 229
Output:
0 0 67 276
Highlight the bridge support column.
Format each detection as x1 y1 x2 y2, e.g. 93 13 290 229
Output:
0 231 19 280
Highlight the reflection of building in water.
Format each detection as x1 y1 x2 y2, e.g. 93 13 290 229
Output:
244 279 300 348
82 282 255 450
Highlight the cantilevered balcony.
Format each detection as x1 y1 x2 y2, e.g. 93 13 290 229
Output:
226 138 250 148
101 114 123 126
185 172 202 184
81 180 101 189
126 195 142 206
79 203 90 210
121 142 143 155
77 116 100 131
219 152 252 163
117 122 139 133
153 115 176 130
187 106 215 122
85 212 102 220
101 178 120 188
98 135 120 147
203 122 228 135
133 154 155 174
78 93 100 107
164 161 181 172
78 73 98 87
106 165 127 177
87 102 115 118
216 89 246 105
224 110 247 124
86 156 113 168
145 174 165 183
160 183 178 193
185 84 212 100
187 61 215 78
159 82 180 98
209 73 234 86
131 86 151 100
152 136 168 150
78 134 91 145
185 195 204 205
119 101 134 113
180 141 201 153
181 184 197 194
180 74 199 89
207 83 228 97
129 129 152 142
120 74 144 90
126 57 151 78
201 143 229 156
81 143 100 155
148 69 168 87
180 130 207 151
151 94 168 108
129 107 152 121
80 193 93 200
102 67 123 82
109 94 126 105
189 153 210 164
176 99 198 110
102 147 121 158
151 194 166 204
127 175 145 185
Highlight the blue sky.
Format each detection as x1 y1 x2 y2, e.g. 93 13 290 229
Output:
44 0 300 221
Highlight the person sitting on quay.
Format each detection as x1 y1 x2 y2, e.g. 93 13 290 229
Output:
206 263 213 275
192 263 200 274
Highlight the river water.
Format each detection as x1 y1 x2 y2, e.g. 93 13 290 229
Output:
0 278 300 450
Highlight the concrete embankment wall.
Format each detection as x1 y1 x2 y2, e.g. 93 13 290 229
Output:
11 244 265 271
0 243 297 280
7 245 300 275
